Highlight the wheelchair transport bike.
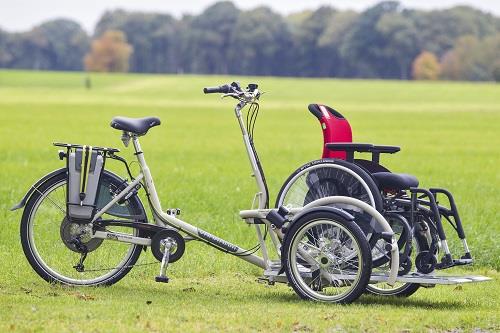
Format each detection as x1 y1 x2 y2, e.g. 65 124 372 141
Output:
276 103 491 296
12 82 489 304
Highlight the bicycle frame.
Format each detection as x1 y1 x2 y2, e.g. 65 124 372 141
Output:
91 100 279 270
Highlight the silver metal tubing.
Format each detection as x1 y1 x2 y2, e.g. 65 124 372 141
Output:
441 239 451 255
234 103 268 209
462 239 471 253
255 224 270 268
269 230 282 257
93 230 151 246
91 174 144 222
133 137 164 214
159 212 267 269
158 240 172 278
126 125 268 269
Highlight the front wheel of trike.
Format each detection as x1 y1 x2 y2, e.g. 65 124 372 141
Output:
20 170 145 286
282 209 372 304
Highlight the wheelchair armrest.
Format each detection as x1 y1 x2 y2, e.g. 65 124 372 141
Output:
325 143 400 163
325 143 374 162
371 145 400 154
370 145 400 164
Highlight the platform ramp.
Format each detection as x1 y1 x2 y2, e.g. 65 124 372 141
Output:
370 272 492 285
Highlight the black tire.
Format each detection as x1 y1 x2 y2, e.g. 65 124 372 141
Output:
20 170 145 286
282 209 372 304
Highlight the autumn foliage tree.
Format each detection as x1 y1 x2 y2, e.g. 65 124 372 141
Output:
84 30 133 72
441 34 500 81
412 51 441 80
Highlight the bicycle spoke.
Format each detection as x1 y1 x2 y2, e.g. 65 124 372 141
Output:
35 187 66 215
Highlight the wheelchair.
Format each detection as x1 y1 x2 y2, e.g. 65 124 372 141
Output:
276 104 473 296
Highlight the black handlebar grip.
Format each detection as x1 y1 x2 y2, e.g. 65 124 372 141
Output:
203 84 231 94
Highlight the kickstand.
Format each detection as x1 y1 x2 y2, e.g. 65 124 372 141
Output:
155 240 172 283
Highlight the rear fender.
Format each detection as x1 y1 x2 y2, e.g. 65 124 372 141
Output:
282 206 355 255
11 168 66 211
290 206 355 226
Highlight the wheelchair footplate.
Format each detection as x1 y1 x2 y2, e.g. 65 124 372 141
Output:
369 272 492 285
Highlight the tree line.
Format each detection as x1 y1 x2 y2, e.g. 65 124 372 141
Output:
1 1 500 81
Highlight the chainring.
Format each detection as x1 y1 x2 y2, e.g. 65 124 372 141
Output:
151 229 185 263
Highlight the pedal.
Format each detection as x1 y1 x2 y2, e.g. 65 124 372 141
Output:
257 276 275 285
155 276 169 283
166 208 181 217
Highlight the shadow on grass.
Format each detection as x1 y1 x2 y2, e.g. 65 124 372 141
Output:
94 282 468 310
357 294 466 309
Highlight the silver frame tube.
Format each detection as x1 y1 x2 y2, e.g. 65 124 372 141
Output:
91 113 271 269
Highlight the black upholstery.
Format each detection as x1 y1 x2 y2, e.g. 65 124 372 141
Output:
308 104 346 120
372 172 419 190
371 145 400 154
110 116 161 135
354 159 391 173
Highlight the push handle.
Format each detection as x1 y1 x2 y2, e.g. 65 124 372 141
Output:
203 84 232 94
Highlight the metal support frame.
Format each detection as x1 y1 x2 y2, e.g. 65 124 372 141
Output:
86 99 404 286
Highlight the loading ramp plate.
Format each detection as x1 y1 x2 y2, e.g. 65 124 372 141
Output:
370 272 492 285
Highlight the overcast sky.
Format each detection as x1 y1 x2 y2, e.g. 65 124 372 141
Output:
1 0 499 33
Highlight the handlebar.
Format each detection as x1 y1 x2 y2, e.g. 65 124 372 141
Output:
203 84 232 94
203 82 260 104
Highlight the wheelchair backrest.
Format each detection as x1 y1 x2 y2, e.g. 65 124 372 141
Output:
308 104 352 160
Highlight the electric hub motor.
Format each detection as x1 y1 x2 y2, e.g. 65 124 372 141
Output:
60 217 103 253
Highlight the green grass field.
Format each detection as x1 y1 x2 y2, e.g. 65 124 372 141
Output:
0 70 499 332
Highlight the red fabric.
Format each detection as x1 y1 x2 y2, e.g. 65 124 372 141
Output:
318 105 352 159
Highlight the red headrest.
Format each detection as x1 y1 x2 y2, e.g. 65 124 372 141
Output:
308 104 352 159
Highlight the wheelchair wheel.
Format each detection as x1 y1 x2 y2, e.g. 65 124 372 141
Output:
365 231 430 297
277 159 397 262
282 209 372 303
370 214 411 268
20 170 146 286
276 159 382 211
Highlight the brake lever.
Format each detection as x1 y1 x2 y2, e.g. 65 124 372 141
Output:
221 92 240 99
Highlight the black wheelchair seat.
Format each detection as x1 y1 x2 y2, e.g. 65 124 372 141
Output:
372 172 419 190
110 116 161 135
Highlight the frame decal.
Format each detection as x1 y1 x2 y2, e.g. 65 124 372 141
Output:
198 230 238 253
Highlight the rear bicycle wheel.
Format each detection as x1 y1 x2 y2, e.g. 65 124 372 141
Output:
282 210 372 303
20 171 145 286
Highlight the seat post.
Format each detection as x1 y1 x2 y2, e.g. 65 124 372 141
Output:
132 136 143 157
